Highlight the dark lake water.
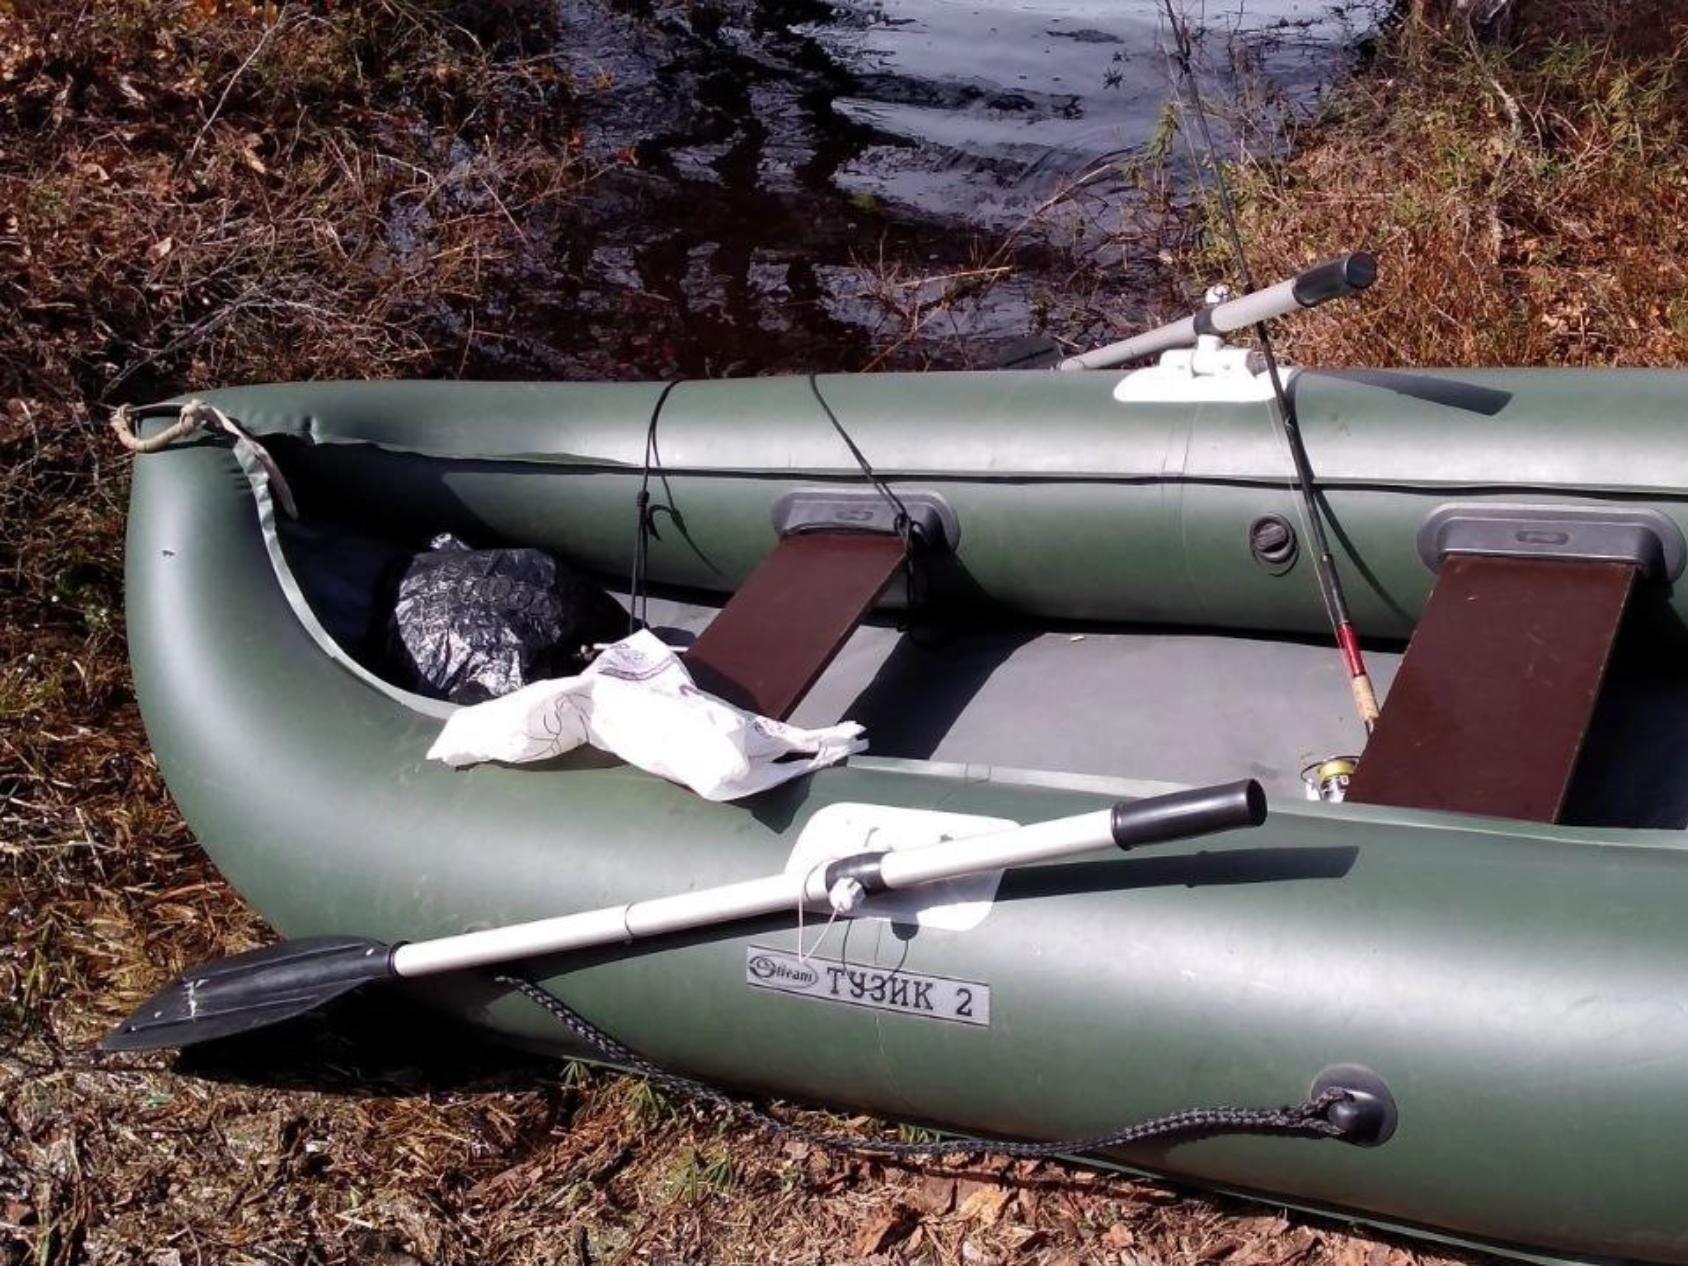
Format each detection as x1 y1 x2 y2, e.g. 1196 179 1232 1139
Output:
495 0 1384 376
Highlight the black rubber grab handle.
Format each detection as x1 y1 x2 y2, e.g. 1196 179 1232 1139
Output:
1109 779 1267 850
1291 252 1377 309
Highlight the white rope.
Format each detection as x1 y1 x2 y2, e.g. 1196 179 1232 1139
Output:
111 399 298 518
794 865 843 964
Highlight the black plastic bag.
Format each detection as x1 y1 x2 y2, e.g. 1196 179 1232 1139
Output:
389 535 626 704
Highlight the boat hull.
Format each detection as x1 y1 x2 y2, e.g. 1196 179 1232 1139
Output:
123 370 1688 1263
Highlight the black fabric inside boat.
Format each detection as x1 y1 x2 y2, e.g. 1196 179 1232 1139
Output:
273 518 412 668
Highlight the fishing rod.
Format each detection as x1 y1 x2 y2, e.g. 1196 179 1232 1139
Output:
1155 0 1381 735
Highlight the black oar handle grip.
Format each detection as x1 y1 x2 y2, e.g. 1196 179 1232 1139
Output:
1292 252 1377 309
1110 779 1267 850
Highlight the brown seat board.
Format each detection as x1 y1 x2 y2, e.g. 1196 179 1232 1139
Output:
1346 554 1637 823
684 531 908 720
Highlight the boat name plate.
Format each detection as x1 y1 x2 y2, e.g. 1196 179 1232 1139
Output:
746 946 990 1026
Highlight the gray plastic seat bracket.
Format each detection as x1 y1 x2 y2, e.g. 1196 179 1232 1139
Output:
1417 503 1685 581
773 488 959 553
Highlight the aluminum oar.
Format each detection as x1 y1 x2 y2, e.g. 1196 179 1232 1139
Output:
103 779 1265 1052
1055 254 1376 372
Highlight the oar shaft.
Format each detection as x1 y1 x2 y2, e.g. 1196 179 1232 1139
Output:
391 870 810 977
1056 255 1375 371
390 781 1264 980
876 808 1112 889
877 779 1263 888
389 817 1113 978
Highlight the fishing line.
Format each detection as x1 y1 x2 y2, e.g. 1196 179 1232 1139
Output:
1158 0 1380 733
629 379 683 635
807 372 927 622
806 372 911 535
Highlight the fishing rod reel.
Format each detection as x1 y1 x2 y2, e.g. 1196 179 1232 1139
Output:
1057 252 1377 375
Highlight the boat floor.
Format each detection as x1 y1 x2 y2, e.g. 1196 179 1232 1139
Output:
640 594 1399 803
678 594 1688 828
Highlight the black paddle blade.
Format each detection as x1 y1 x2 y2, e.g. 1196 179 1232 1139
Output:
102 936 396 1052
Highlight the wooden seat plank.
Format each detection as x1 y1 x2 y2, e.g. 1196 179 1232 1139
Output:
1346 555 1636 823
684 532 908 720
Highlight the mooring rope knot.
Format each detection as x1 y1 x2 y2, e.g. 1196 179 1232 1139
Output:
110 398 297 518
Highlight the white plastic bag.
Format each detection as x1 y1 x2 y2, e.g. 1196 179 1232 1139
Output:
426 630 866 801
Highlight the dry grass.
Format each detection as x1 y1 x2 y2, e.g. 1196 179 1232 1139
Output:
3 0 588 1030
2 0 588 399
0 3 1561 1264
1183 0 1688 369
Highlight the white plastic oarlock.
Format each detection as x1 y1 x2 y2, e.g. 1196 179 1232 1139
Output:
827 876 867 915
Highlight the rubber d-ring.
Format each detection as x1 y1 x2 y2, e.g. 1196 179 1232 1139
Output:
1311 1063 1398 1147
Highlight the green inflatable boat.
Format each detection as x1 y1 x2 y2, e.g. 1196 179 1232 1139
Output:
114 358 1688 1264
